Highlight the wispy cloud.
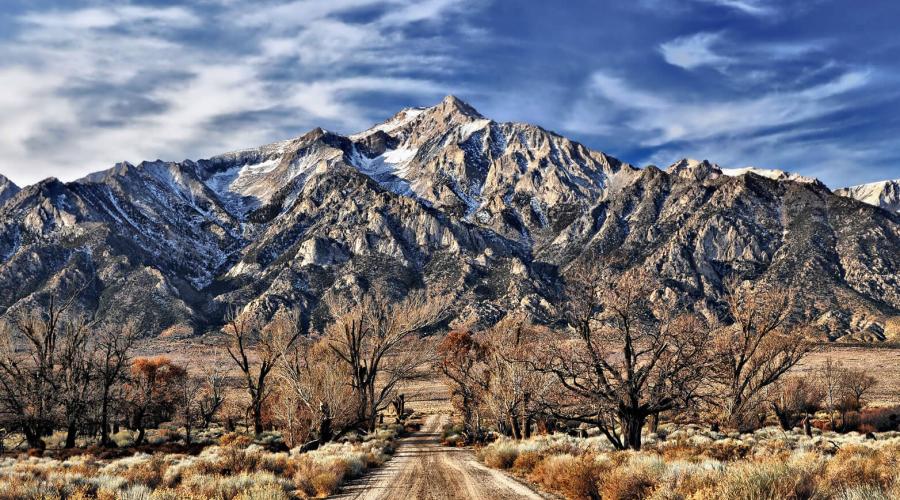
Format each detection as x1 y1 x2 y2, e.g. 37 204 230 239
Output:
567 69 869 145
659 32 734 70
694 0 775 17
0 0 479 185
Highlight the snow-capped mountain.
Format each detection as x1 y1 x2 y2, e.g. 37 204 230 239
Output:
665 158 822 185
836 179 900 213
0 96 898 342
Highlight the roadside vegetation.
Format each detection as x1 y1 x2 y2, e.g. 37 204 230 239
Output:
0 284 440 498
435 261 900 499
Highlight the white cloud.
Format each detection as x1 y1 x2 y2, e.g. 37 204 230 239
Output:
566 69 870 146
0 0 475 186
695 0 774 16
659 32 734 70
20 6 200 30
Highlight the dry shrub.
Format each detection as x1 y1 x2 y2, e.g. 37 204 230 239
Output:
715 456 821 499
220 433 254 448
121 455 168 488
600 464 658 500
858 406 900 432
292 456 349 498
703 440 752 461
480 441 519 469
512 450 544 473
219 447 263 475
821 445 899 493
528 453 607 500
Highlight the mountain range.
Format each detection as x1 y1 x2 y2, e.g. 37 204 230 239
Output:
0 96 898 341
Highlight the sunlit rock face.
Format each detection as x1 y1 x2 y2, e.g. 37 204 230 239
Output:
0 96 897 341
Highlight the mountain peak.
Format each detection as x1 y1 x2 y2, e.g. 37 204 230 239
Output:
836 178 900 212
0 173 21 205
437 94 482 119
666 158 723 182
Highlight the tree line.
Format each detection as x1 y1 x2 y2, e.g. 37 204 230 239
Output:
437 265 881 450
0 264 881 453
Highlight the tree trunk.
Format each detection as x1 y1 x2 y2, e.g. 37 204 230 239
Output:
23 426 46 451
100 388 111 446
650 412 660 434
319 403 333 443
622 413 646 451
509 413 522 440
65 421 78 448
253 401 264 436
135 426 146 446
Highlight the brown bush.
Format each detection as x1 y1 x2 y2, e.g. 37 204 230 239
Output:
858 406 900 432
821 445 899 492
528 453 607 500
512 451 544 473
121 455 168 488
600 465 657 500
220 432 254 448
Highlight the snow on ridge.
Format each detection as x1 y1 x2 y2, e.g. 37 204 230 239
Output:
350 107 427 140
721 166 819 184
460 119 491 139
349 145 417 196
837 179 900 212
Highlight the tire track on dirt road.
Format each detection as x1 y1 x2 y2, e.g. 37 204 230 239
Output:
336 414 548 499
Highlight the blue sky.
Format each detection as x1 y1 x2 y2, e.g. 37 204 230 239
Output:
1 0 898 188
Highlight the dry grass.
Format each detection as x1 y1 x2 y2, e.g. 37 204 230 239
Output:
0 424 402 499
479 426 900 500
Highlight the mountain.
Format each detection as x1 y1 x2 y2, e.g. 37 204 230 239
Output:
0 175 18 206
836 179 900 213
0 96 898 342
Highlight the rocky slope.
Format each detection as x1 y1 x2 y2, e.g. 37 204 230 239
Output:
836 179 900 213
0 96 898 341
0 175 18 206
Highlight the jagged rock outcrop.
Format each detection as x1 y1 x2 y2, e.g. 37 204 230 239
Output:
0 175 18 206
0 96 897 341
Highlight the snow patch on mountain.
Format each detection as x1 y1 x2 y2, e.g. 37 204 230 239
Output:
836 179 900 212
349 145 417 196
350 107 426 140
721 166 819 184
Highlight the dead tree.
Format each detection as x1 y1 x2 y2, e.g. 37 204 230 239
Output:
540 264 711 451
710 278 811 431
0 292 83 449
436 328 490 442
327 290 449 433
224 309 303 436
95 322 137 447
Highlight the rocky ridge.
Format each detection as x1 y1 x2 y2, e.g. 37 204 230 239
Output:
0 96 897 341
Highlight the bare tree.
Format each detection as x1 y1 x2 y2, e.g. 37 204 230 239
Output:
710 278 812 431
223 309 303 436
436 328 489 443
197 357 228 429
127 357 185 445
95 322 137 447
56 316 95 448
0 293 83 449
174 374 203 444
479 314 552 440
277 335 357 448
327 290 449 432
819 359 877 432
540 265 711 450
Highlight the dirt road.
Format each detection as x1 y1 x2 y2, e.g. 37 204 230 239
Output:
337 414 547 499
